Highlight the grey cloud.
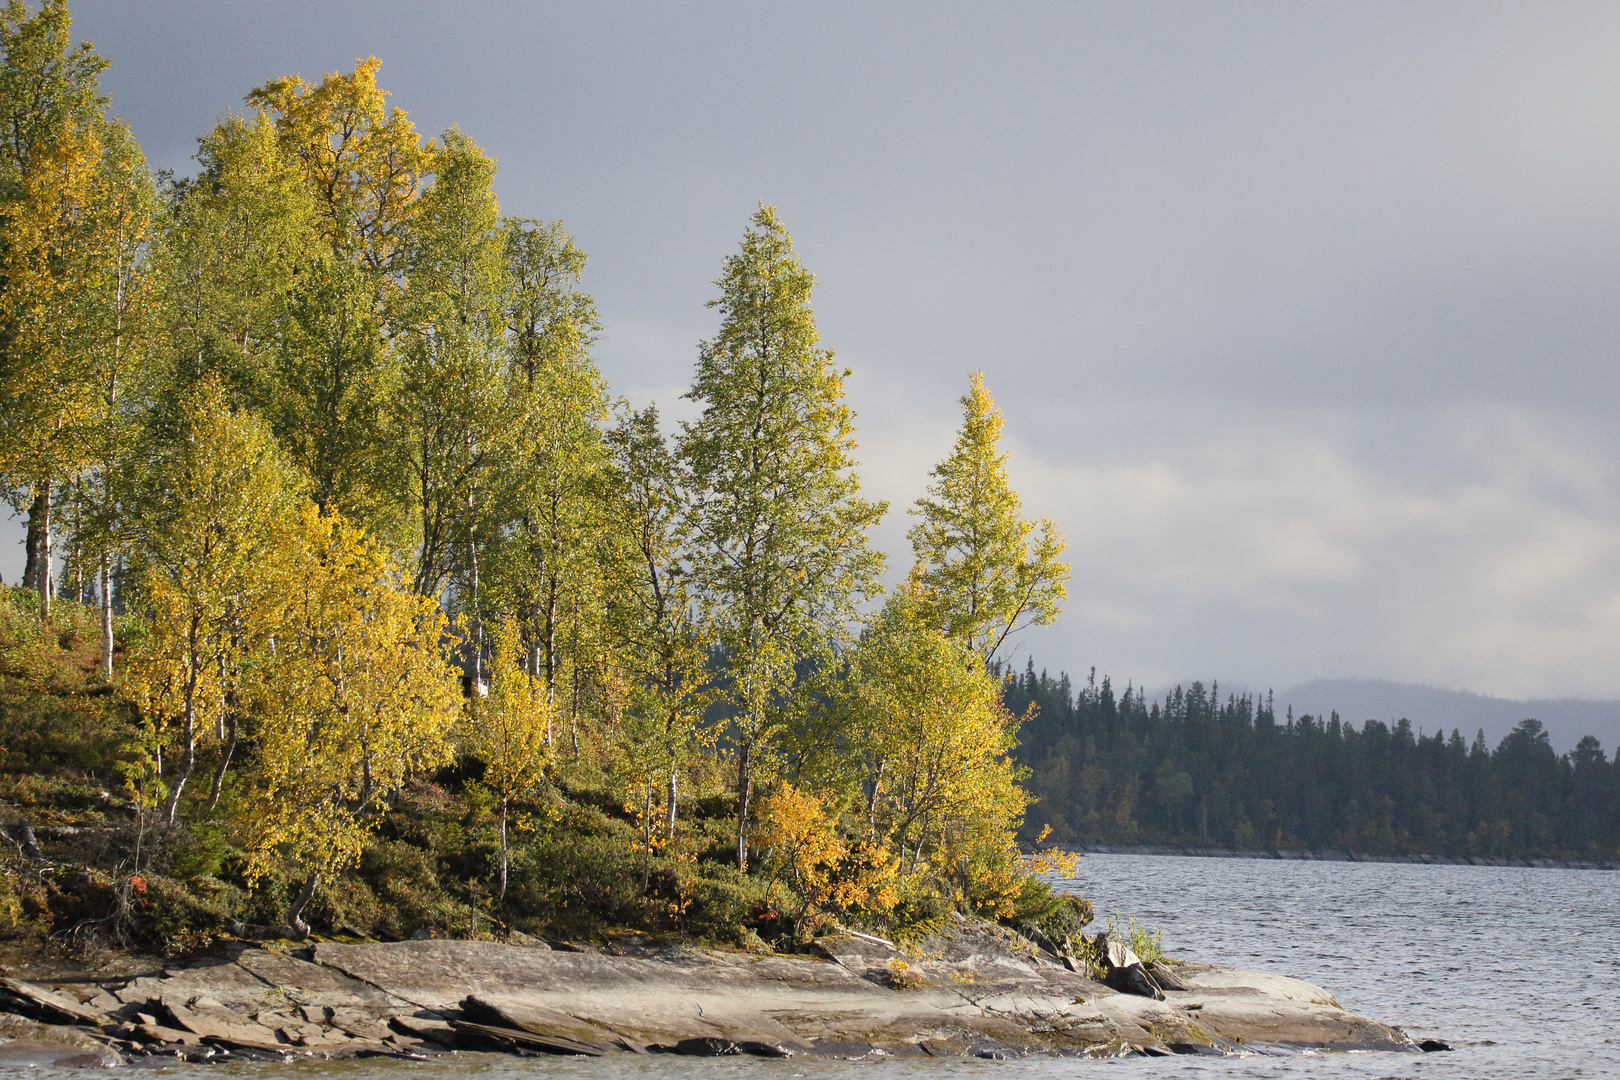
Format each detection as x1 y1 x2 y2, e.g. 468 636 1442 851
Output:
7 0 1611 701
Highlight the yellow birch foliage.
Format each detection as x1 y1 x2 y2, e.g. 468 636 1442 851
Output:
123 378 303 822
156 111 320 390
907 372 1069 666
752 783 898 938
242 506 460 888
464 617 551 898
72 119 156 605
0 119 99 501
852 590 1033 916
604 407 716 816
246 57 436 274
466 618 552 809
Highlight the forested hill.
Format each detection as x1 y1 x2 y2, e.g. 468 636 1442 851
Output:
1006 664 1620 860
1280 679 1620 756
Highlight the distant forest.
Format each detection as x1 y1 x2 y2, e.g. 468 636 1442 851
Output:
1007 664 1620 860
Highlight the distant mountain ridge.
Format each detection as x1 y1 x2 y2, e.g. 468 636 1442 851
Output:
1278 678 1620 755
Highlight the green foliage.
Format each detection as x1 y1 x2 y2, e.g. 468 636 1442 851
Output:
0 590 127 775
0 868 26 933
511 828 649 935
168 822 227 880
1005 874 1063 926
0 1 108 198
1106 913 1164 966
142 874 238 952
907 373 1068 666
1039 892 1095 943
880 889 954 949
679 204 887 869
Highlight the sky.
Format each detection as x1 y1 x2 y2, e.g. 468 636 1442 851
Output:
6 1 1618 701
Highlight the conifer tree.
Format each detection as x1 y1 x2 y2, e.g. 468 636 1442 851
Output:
908 372 1069 665
679 206 886 869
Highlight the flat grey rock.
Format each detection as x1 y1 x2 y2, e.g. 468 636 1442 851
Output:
0 979 107 1026
39 921 1412 1060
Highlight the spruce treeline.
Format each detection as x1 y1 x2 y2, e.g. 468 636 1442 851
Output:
0 2 1075 946
1011 667 1620 860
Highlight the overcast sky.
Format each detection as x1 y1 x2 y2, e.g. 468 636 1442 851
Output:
7 1 1617 701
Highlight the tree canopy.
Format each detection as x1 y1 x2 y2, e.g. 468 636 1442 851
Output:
0 9 1061 948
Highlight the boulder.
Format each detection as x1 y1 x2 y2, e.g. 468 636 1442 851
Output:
459 995 614 1053
158 997 287 1052
1095 934 1166 999
388 1013 456 1047
1148 960 1190 992
0 1038 120 1068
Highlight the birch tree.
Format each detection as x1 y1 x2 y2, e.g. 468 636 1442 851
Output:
486 218 607 710
463 617 551 900
849 589 1030 902
242 506 461 937
245 58 436 538
606 406 715 847
155 111 319 407
124 377 303 825
907 372 1069 666
69 118 155 675
678 206 885 869
389 129 514 614
0 0 112 619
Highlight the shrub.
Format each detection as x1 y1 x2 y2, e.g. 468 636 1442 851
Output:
887 957 924 989
1106 913 1164 965
1038 892 1094 943
143 875 238 951
169 823 229 880
882 884 954 948
678 869 767 944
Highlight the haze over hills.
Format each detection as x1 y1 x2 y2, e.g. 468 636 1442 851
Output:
1277 678 1620 756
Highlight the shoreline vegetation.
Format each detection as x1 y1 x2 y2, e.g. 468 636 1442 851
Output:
0 4 1441 1062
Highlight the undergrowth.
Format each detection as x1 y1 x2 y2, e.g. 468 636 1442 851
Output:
0 586 1094 959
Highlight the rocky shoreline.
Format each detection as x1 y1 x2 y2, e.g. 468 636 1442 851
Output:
0 915 1429 1065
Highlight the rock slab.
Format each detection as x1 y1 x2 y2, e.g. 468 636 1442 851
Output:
0 920 1419 1062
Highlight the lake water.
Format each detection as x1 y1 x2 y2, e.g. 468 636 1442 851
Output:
71 855 1620 1078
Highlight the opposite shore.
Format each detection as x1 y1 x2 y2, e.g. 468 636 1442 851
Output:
1065 843 1617 871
